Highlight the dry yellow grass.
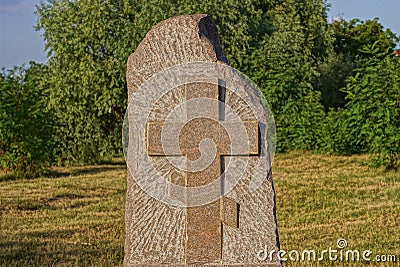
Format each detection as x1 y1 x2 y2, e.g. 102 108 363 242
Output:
0 153 399 266
0 160 127 266
274 152 399 266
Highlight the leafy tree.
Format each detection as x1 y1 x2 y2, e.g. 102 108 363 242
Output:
294 0 333 63
245 0 330 151
316 18 399 110
342 44 400 169
36 0 131 164
35 0 347 157
35 0 286 163
332 18 399 60
0 63 54 176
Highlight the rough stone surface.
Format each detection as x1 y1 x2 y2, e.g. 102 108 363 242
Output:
125 14 280 266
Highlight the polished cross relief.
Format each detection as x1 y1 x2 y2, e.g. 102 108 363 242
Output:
145 82 259 263
123 14 280 266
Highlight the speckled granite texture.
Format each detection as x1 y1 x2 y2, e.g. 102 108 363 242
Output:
124 14 280 267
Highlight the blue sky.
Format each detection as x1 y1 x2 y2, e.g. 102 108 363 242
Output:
1 0 399 69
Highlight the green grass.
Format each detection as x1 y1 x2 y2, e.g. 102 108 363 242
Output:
1 153 399 266
274 152 399 266
0 160 126 266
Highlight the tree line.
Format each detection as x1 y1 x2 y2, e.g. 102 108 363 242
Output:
1 0 399 176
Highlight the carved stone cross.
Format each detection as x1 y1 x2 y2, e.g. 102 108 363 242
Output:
146 83 259 264
124 14 281 267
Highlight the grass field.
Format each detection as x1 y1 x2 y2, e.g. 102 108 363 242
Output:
1 152 399 266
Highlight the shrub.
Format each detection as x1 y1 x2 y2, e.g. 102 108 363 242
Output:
342 45 400 169
0 64 54 177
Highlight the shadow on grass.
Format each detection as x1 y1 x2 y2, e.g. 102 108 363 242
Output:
48 157 126 178
0 158 127 182
1 193 96 212
0 227 124 266
48 165 126 178
0 172 20 182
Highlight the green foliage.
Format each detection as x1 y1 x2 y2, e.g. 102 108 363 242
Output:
245 0 329 152
318 107 366 155
35 0 284 164
31 0 399 170
317 18 399 110
35 0 132 164
174 0 282 68
341 45 400 169
332 18 399 60
0 63 54 176
316 53 354 109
